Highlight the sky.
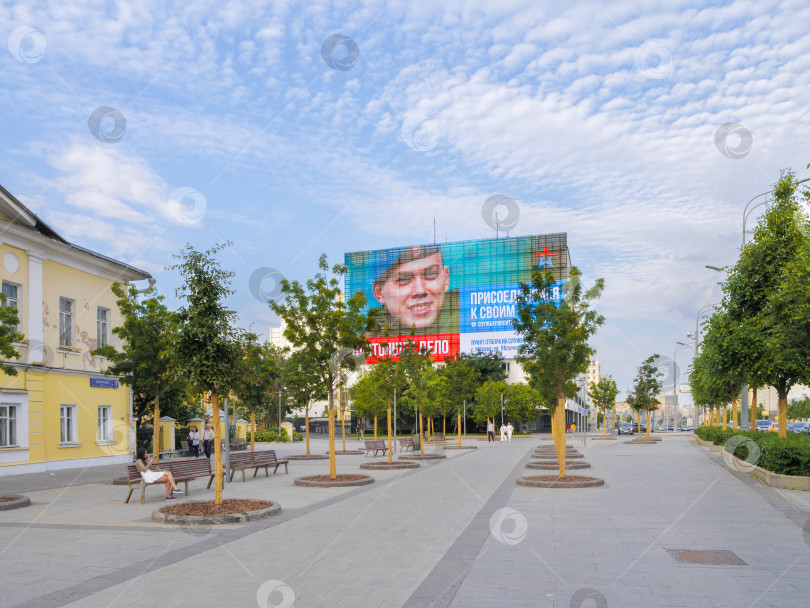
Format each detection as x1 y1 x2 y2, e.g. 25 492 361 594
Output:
2 0 809 402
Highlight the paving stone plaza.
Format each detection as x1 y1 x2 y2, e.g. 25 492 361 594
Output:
2 435 810 608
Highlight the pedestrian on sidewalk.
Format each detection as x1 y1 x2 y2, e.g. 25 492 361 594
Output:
202 423 214 458
487 419 495 442
189 426 200 457
500 423 507 442
506 421 514 442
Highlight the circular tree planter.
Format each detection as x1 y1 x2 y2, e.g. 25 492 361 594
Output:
360 461 420 470
624 439 658 444
0 495 30 511
399 454 447 461
326 450 364 455
534 452 584 459
152 499 279 525
527 461 591 470
590 437 617 441
286 454 329 460
295 474 374 487
517 475 604 488
444 445 478 450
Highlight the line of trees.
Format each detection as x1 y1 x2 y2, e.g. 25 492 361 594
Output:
690 169 810 438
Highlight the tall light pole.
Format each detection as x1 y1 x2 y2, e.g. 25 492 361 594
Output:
674 342 692 430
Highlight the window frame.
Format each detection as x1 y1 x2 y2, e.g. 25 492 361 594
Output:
0 404 17 447
1 281 21 334
96 307 110 348
59 297 74 347
97 405 112 442
60 404 77 444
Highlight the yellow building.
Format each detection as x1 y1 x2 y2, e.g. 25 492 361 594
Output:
0 185 150 475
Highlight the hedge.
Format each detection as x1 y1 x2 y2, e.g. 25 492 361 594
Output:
694 426 810 476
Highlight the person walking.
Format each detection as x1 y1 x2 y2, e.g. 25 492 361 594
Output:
506 421 514 442
486 419 495 442
500 422 507 442
202 423 214 458
189 426 200 458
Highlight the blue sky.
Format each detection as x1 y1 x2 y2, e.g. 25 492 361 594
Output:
2 0 809 400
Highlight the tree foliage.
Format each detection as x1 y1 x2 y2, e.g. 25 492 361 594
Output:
0 293 24 376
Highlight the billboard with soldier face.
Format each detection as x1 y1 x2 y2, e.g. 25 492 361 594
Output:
345 234 569 362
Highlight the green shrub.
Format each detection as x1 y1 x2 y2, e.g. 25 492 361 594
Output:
246 430 290 443
695 425 810 476
293 431 303 442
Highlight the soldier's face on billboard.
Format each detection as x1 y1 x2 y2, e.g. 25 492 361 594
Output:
374 252 450 329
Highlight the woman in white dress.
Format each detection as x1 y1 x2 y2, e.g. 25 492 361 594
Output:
500 423 507 442
135 447 183 499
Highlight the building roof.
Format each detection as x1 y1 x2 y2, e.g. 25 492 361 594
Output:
0 183 151 280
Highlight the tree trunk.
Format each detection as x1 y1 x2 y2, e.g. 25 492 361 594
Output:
328 389 336 479
557 398 566 478
152 384 160 462
387 405 393 464
602 409 607 439
722 407 728 431
305 406 310 457
374 417 377 441
250 410 255 452
212 392 223 505
457 409 462 447
418 409 424 456
646 410 651 439
778 390 788 439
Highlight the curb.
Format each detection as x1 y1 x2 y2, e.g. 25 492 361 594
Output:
0 495 31 511
444 446 478 450
526 462 591 470
360 462 421 470
151 501 280 525
399 454 447 461
517 476 604 488
294 475 375 487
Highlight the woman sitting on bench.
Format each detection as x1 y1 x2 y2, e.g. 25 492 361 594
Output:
135 447 184 500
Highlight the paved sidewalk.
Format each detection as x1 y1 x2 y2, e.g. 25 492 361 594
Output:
1 435 809 607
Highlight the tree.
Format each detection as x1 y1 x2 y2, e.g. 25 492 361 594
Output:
726 171 810 437
473 381 507 426
284 350 324 456
587 376 619 439
269 254 373 478
514 267 604 477
438 354 480 446
504 383 542 431
172 243 241 505
398 339 435 455
627 355 664 439
691 310 741 430
233 334 282 452
465 350 508 383
92 283 185 460
787 397 810 421
0 293 24 375
352 368 388 440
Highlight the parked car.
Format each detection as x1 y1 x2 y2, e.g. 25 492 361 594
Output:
632 423 647 433
755 420 773 432
617 423 634 435
790 422 810 434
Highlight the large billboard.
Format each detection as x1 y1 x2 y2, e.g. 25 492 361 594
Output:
345 234 569 362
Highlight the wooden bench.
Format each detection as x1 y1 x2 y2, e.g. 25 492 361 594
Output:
398 437 415 452
124 459 214 504
230 438 247 451
228 450 289 482
364 439 388 457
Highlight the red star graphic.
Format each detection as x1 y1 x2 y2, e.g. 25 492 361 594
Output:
533 245 558 258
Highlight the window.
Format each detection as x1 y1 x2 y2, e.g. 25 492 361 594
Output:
97 307 109 348
97 406 112 442
60 405 77 443
59 298 73 347
1 282 20 333
0 404 17 447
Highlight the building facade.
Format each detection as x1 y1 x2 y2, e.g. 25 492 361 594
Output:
0 186 150 475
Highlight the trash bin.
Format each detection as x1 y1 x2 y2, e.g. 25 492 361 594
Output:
280 422 294 440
